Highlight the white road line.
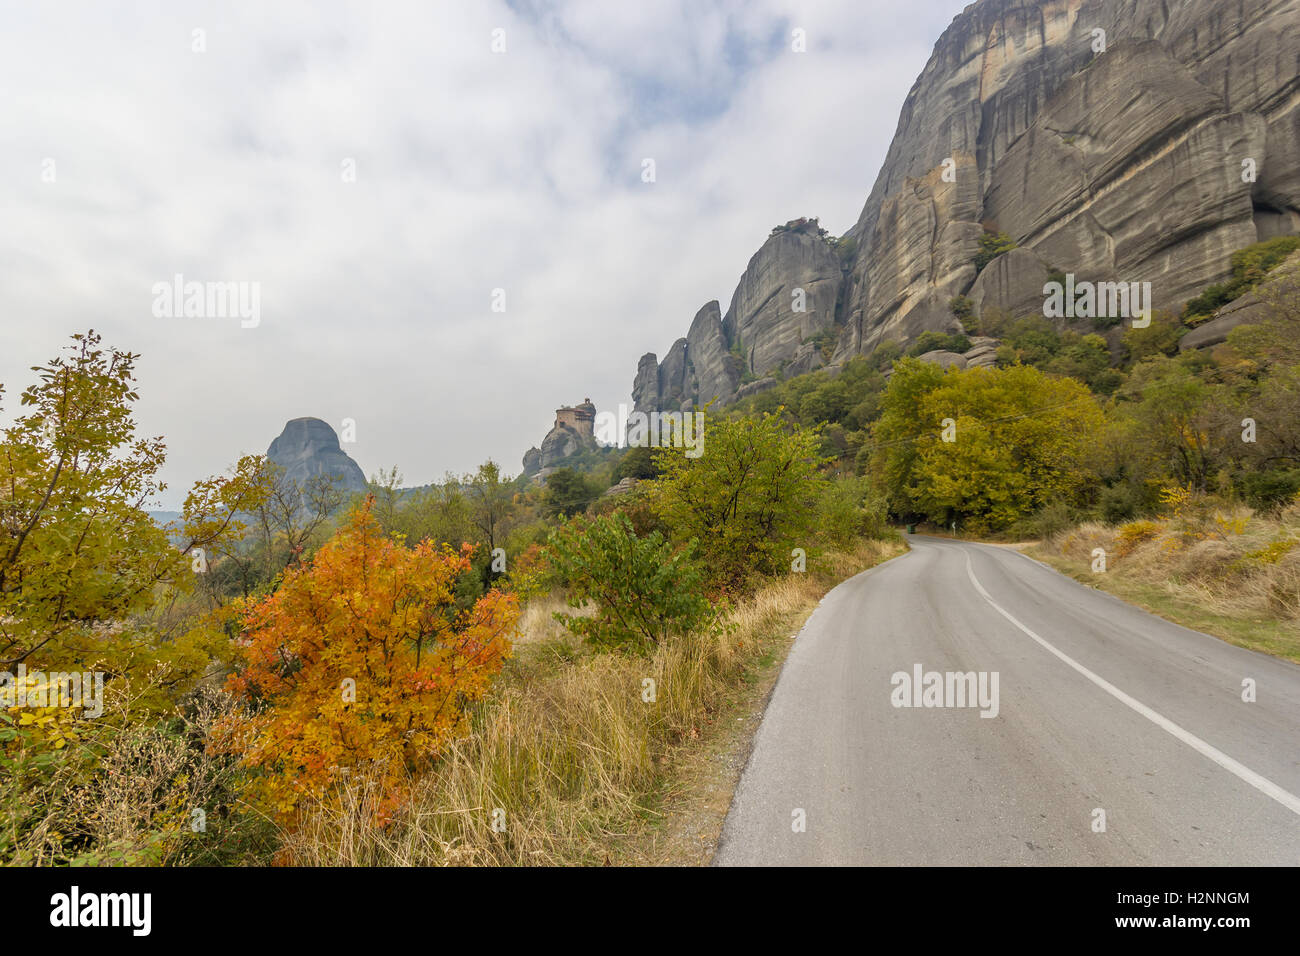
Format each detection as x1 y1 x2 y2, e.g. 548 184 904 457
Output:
964 551 1300 818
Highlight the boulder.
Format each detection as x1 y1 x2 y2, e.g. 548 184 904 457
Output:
969 247 1051 321
917 350 968 371
1179 251 1300 350
602 477 640 498
734 378 781 402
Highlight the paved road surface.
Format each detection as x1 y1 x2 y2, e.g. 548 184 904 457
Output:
715 535 1300 865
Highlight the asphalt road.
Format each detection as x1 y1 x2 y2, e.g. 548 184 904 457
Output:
714 535 1300 865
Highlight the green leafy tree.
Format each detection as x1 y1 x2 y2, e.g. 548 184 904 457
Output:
651 413 829 586
542 467 601 518
818 476 891 546
1118 358 1231 493
546 514 712 652
1182 236 1300 321
868 359 1104 531
613 445 660 482
0 332 268 675
907 331 970 358
467 459 515 555
1121 310 1184 364
974 230 1017 272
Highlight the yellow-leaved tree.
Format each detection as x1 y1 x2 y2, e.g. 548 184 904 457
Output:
0 330 272 685
868 359 1105 532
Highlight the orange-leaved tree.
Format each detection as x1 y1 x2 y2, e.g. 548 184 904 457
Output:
218 497 518 821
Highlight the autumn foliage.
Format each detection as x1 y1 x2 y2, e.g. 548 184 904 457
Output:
218 499 518 822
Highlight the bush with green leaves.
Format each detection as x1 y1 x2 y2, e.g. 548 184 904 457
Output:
818 476 893 546
974 230 1017 273
1237 468 1300 512
1181 236 1300 322
907 330 970 357
545 514 713 653
949 295 975 333
613 445 660 482
542 467 602 517
651 413 829 587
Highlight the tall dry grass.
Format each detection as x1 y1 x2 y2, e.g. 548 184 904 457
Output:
1039 497 1300 657
278 539 901 866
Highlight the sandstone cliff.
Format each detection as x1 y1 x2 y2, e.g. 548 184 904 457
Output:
633 0 1300 410
633 218 845 411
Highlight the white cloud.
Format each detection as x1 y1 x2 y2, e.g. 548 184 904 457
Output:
0 0 963 506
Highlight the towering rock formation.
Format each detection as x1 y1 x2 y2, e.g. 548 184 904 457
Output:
266 418 367 494
633 218 845 411
632 0 1300 410
522 399 600 477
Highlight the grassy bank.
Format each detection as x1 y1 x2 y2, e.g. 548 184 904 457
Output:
278 538 904 865
1030 500 1300 663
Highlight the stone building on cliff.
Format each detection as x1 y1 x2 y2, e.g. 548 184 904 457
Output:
522 399 598 479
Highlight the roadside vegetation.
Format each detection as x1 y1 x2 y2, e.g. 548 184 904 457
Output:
732 236 1300 537
1 333 900 865
1032 492 1300 663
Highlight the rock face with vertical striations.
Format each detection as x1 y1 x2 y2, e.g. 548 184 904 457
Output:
722 221 844 379
685 300 742 409
631 0 1300 411
632 218 845 412
267 418 367 494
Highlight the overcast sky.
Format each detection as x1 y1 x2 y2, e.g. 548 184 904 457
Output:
0 0 967 508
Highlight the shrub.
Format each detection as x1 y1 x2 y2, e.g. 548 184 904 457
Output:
1116 519 1161 555
949 295 975 333
1 684 271 866
907 330 971 357
545 513 714 653
997 315 1061 364
1099 482 1143 523
1238 468 1300 511
817 476 890 547
974 230 1017 273
1181 236 1300 322
216 501 519 823
651 413 830 588
1121 310 1185 363
542 467 601 517
613 445 659 482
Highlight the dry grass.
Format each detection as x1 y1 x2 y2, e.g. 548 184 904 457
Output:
3 684 272 865
1033 500 1300 662
278 538 903 866
513 591 593 647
